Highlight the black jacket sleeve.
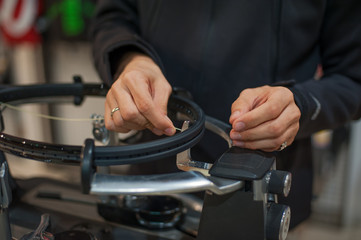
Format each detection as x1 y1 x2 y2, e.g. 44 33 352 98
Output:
91 0 162 86
291 0 361 138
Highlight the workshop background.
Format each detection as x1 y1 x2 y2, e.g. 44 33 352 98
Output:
1 0 361 239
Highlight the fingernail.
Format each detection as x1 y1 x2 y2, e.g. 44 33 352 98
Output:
230 132 242 140
152 128 163 136
164 127 175 136
234 122 245 131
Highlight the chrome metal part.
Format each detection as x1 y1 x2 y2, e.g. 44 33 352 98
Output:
0 162 10 209
92 114 113 145
97 166 111 203
90 171 243 196
0 161 12 240
253 179 267 202
92 113 119 146
279 206 291 240
282 173 292 198
176 117 233 175
176 121 213 175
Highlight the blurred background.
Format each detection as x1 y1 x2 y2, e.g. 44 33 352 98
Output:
1 1 361 239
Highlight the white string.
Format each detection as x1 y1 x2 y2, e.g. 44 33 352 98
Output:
0 102 103 122
0 102 184 131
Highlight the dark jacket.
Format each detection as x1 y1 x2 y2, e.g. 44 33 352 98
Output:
92 0 361 228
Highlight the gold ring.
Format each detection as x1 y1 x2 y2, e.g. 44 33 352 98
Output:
111 107 120 117
278 141 287 151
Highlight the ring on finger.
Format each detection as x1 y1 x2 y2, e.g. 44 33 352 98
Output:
278 141 287 151
111 107 120 118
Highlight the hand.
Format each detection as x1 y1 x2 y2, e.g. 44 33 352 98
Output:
104 53 176 136
229 86 301 152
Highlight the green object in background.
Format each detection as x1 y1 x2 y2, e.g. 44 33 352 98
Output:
62 0 84 36
46 0 95 37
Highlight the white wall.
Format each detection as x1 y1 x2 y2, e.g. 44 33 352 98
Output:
47 41 105 145
8 44 51 142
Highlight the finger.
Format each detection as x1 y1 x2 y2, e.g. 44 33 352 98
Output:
107 85 151 131
230 104 300 142
229 91 255 124
150 80 175 136
112 87 151 130
127 77 175 135
104 99 131 133
153 79 172 115
229 109 248 125
232 93 290 131
232 124 297 152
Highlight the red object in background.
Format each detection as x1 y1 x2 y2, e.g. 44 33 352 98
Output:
0 0 43 45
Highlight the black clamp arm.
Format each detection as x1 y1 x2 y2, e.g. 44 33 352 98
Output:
81 139 96 194
209 147 275 181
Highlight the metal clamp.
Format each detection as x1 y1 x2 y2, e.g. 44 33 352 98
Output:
0 161 11 209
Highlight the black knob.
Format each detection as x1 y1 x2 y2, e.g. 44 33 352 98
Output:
268 170 292 197
266 203 291 240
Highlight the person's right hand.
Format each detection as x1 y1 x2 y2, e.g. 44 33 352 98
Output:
104 53 176 136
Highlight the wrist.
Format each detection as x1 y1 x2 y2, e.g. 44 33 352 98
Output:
114 52 149 79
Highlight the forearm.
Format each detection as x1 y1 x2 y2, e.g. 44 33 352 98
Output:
293 0 361 138
292 75 361 139
92 0 163 86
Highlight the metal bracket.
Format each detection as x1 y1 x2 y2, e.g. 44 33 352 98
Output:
91 114 118 145
176 121 213 176
0 161 11 209
175 117 233 176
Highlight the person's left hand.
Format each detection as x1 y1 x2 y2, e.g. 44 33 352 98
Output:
229 85 301 152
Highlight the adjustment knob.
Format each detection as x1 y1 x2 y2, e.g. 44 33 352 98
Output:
266 203 291 240
267 170 292 197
